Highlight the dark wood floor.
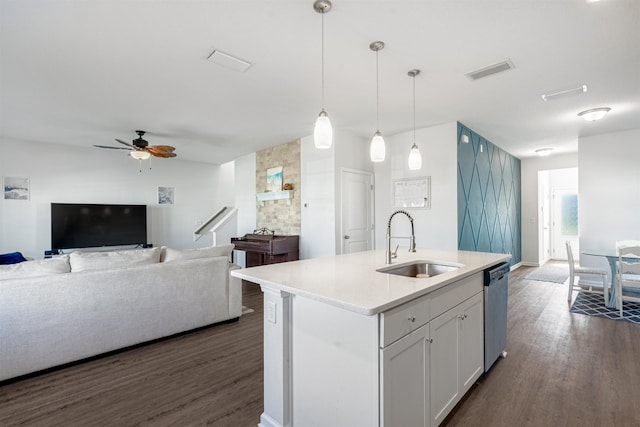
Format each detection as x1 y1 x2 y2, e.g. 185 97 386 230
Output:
1 266 639 426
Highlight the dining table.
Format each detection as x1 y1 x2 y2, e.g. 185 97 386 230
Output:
581 248 640 310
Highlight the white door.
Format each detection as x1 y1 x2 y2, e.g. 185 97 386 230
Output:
380 324 430 427
458 292 484 393
430 307 460 426
341 169 374 254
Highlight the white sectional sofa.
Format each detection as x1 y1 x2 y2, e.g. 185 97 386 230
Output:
0 245 242 382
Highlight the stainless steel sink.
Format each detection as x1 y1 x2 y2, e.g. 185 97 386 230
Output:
377 261 462 278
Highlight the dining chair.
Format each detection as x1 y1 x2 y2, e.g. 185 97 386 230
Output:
566 241 608 303
615 240 640 317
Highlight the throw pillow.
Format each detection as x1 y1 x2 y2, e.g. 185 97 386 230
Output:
162 244 235 263
0 255 71 280
69 247 161 272
0 251 27 265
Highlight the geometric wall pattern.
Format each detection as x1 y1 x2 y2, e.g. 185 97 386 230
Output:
457 122 521 265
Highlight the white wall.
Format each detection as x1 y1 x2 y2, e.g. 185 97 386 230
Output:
578 129 640 270
520 153 578 265
232 152 257 267
0 140 223 259
374 122 458 251
300 135 336 259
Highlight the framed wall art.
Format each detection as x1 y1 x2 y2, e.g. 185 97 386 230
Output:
394 176 431 209
4 176 29 200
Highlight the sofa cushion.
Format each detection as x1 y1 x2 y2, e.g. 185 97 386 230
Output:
0 255 70 279
162 244 235 263
69 247 161 272
0 251 27 265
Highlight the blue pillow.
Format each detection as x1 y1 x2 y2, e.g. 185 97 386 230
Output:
0 252 27 265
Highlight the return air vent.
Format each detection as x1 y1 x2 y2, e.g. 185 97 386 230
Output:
207 49 252 72
465 59 515 81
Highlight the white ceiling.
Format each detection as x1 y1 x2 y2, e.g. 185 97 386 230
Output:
1 0 639 164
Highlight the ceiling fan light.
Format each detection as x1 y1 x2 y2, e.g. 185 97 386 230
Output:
578 107 611 121
408 144 422 170
130 150 151 160
370 131 386 162
314 110 333 149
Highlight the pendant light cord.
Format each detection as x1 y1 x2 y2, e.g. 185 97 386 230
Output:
376 49 380 131
412 73 416 143
321 10 325 110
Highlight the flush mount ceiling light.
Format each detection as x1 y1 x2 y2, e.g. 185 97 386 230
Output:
407 69 422 170
578 107 611 121
541 85 587 101
206 49 252 73
535 148 554 156
369 41 386 162
313 0 333 149
465 59 515 81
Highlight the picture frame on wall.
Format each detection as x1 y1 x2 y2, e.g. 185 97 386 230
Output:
266 166 283 192
3 176 30 200
158 186 174 205
394 176 431 209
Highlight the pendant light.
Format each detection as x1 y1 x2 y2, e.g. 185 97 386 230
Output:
313 0 333 149
407 69 422 170
369 41 385 162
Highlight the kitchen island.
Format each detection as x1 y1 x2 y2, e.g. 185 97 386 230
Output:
232 248 511 427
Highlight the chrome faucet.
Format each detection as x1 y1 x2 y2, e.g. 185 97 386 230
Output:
386 210 416 264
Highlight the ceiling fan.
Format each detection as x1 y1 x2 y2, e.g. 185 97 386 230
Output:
94 130 177 159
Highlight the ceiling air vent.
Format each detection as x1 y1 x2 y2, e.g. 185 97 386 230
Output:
465 59 515 81
206 49 252 73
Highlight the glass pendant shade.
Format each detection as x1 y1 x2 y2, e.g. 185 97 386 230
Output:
370 131 386 162
314 109 333 149
130 150 151 160
408 143 422 170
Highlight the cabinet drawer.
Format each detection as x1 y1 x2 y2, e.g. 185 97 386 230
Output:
430 273 482 320
380 294 431 348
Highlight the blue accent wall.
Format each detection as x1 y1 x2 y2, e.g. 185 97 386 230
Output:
457 123 521 265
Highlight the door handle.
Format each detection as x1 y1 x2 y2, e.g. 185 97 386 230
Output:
344 235 350 240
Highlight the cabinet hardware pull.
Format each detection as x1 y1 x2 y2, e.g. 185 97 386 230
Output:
409 316 416 322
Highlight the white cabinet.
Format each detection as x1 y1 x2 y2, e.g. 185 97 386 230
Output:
430 291 484 426
380 324 430 427
458 292 484 391
380 273 484 427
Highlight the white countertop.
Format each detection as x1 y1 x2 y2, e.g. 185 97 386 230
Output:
231 248 511 315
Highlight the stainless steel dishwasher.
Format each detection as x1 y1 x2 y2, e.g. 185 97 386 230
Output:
484 262 510 372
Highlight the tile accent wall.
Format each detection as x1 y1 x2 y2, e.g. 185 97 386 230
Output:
457 123 521 265
256 140 301 235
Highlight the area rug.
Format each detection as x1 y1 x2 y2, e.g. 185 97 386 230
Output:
241 306 255 315
524 264 569 284
570 291 640 325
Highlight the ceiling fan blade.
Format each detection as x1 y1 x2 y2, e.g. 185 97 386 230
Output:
115 138 136 149
148 145 175 152
94 144 131 151
151 151 177 158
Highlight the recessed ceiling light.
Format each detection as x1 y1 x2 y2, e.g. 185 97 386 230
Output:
578 107 611 121
541 85 587 101
206 49 252 72
535 148 554 156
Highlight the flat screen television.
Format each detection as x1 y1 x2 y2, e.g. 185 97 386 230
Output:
51 203 147 250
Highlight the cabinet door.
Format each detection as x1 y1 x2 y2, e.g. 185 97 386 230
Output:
380 324 430 427
458 292 484 393
429 308 459 426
